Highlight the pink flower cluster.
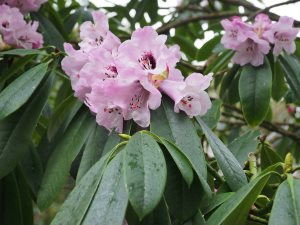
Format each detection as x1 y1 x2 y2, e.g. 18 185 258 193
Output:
0 0 46 13
221 14 299 66
61 11 212 132
0 4 43 50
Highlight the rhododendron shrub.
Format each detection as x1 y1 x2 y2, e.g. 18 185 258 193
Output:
0 1 300 225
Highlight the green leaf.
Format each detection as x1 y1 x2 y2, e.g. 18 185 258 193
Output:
0 63 48 120
260 143 283 170
198 99 222 130
164 153 204 223
196 118 247 191
205 50 234 74
124 132 167 219
201 192 234 215
272 61 287 101
279 54 300 101
0 74 53 179
47 95 82 140
206 173 272 225
239 59 272 126
196 35 221 61
269 175 300 225
82 152 128 225
0 49 46 56
228 130 260 166
50 152 110 225
160 138 194 187
151 97 207 181
140 198 172 225
37 109 95 210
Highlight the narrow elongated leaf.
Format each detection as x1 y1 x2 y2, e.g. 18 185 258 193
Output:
239 59 272 126
272 61 287 101
279 54 300 101
151 97 207 180
124 132 167 219
0 74 53 179
206 172 272 225
269 175 300 225
0 63 48 120
228 130 260 166
0 49 46 56
196 35 221 61
82 153 128 225
37 109 95 210
140 198 172 225
201 192 234 215
196 118 247 191
50 153 109 225
198 99 222 131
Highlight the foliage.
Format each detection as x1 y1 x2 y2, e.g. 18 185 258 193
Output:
0 0 300 225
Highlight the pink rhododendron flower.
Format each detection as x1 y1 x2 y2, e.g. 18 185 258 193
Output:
221 17 250 50
79 11 120 53
0 0 47 13
0 4 43 49
253 13 272 39
232 35 270 66
264 16 299 56
61 11 213 132
160 73 213 117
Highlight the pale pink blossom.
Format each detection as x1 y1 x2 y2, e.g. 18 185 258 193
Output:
160 73 212 117
0 0 47 13
252 13 272 39
79 11 120 53
0 4 43 49
232 35 270 66
264 16 299 56
221 17 250 50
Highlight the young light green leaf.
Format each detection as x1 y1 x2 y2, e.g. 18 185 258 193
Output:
196 117 247 191
37 109 95 210
0 49 46 56
0 63 48 120
239 59 272 126
124 132 167 220
269 175 300 225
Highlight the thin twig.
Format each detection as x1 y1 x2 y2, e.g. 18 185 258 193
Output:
157 12 246 34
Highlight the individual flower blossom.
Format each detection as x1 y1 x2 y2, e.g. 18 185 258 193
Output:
116 26 182 109
264 16 299 56
79 11 120 53
221 17 250 50
252 13 272 39
232 35 270 66
0 0 47 14
0 4 43 49
160 73 213 117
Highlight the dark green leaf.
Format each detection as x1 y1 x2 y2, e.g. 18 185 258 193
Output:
198 99 222 130
82 152 128 225
272 61 287 101
37 109 95 210
269 175 300 225
0 74 53 179
196 35 221 61
124 132 167 219
0 63 48 120
239 59 272 126
201 192 234 215
0 49 46 56
196 118 247 191
228 130 260 166
279 54 300 101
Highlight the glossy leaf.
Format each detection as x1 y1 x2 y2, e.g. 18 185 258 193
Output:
0 74 53 179
272 61 287 101
228 130 260 166
198 99 222 131
37 109 95 210
196 35 222 61
124 132 167 219
279 54 300 101
239 59 272 126
206 172 272 225
0 63 48 120
82 152 128 225
269 175 300 225
196 117 247 191
151 97 207 180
